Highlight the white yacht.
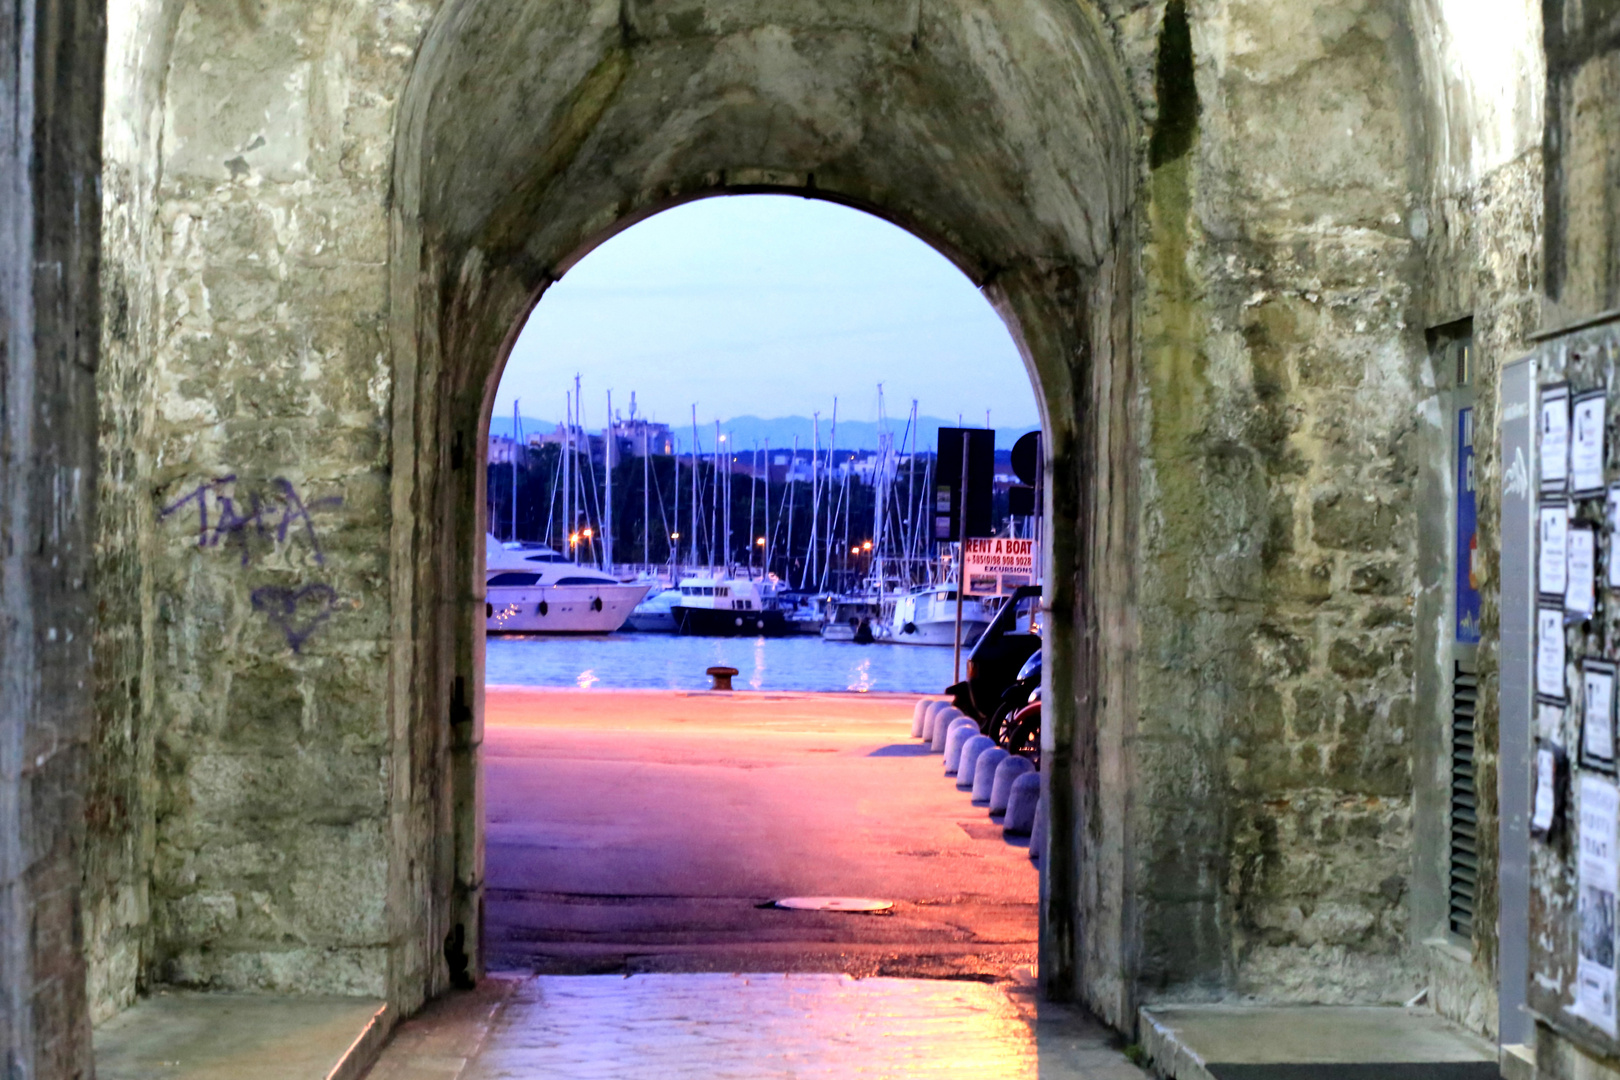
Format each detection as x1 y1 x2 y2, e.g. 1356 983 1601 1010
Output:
885 585 993 647
484 535 650 634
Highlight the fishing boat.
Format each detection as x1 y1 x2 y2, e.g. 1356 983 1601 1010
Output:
669 574 791 636
484 535 650 633
885 584 993 647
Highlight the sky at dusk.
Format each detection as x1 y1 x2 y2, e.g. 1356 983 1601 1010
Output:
491 195 1038 438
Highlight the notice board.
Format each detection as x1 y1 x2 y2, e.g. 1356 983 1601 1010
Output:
1524 314 1620 1055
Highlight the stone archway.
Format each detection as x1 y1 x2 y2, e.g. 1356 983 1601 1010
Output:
387 0 1139 1023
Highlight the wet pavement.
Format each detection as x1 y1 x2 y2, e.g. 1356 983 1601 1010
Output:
365 972 1150 1080
359 690 1128 1078
483 688 1036 978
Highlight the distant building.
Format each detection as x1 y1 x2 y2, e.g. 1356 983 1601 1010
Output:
488 433 528 466
611 418 674 460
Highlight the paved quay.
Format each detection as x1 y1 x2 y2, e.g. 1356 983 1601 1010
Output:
483 687 1037 979
365 972 1149 1080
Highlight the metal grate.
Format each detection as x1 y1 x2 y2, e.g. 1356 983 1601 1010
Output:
1449 664 1479 938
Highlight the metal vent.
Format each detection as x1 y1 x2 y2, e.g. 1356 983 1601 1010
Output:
1450 664 1479 938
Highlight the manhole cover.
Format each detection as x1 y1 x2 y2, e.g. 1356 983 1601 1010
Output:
771 896 894 912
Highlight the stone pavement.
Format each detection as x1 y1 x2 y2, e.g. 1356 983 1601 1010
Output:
95 991 387 1080
364 972 1150 1080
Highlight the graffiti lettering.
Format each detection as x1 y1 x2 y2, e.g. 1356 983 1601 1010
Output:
159 476 343 566
250 584 338 653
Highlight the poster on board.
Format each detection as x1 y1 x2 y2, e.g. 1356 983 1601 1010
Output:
1579 775 1620 1036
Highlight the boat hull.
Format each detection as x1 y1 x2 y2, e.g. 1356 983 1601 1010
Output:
486 582 650 633
888 618 990 647
671 605 791 637
624 609 677 633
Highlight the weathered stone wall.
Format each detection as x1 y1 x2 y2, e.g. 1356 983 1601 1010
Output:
1404 0 1545 1039
1118 0 1430 1005
0 0 104 1072
85 0 181 1023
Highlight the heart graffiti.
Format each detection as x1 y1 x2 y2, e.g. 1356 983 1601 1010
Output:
251 583 338 653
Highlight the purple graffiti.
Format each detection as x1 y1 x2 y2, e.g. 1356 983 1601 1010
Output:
160 476 342 566
250 583 338 653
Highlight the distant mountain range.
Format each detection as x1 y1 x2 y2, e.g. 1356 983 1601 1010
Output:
490 414 1040 451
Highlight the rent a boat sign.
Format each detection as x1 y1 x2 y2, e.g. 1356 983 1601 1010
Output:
962 537 1036 596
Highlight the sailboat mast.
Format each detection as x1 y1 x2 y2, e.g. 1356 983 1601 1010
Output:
785 436 798 587
825 399 838 591
872 387 885 591
690 405 700 568
906 400 918 579
806 413 820 589
604 390 614 569
761 439 770 578
511 398 520 542
643 422 650 569
564 391 573 563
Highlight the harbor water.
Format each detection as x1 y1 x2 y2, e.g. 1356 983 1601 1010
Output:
486 633 956 694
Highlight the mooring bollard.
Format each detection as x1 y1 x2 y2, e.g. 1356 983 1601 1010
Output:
990 755 1036 813
932 711 970 753
706 666 739 691
911 698 937 739
957 735 996 790
941 718 978 767
971 747 1009 804
1003 772 1041 835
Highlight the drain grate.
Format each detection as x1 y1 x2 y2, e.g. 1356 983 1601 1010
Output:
769 897 894 912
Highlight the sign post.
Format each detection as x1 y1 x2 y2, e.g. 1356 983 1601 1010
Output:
953 437 970 684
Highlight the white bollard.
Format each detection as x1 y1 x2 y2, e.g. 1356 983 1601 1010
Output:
970 747 1009 804
942 719 979 772
990 755 1036 813
956 735 996 790
931 709 968 752
1003 772 1040 835
922 701 952 743
911 699 931 739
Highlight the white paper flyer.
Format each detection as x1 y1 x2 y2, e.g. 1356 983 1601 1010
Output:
1544 384 1572 491
1542 503 1571 597
1578 775 1620 1035
1573 391 1608 495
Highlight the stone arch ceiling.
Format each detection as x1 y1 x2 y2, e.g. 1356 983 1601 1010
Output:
398 0 1138 290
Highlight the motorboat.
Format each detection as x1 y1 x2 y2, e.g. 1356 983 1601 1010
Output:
669 575 791 637
625 587 680 633
484 535 650 633
885 585 993 647
821 596 883 643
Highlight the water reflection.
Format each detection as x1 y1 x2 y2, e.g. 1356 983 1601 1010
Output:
486 633 953 694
